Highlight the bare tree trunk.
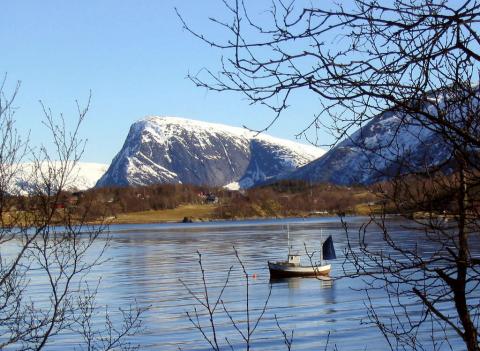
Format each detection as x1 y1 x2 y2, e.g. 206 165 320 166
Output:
179 1 480 349
456 165 478 351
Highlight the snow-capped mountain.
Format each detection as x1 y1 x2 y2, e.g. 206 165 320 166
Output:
96 116 324 188
284 110 452 185
11 162 108 194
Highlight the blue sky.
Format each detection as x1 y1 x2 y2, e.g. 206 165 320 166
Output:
2 1 330 163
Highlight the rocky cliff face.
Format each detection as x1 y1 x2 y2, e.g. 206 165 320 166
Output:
96 116 324 188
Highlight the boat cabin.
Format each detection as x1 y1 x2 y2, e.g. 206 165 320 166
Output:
288 254 301 266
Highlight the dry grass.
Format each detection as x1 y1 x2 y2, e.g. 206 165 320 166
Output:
354 203 383 215
3 201 382 227
110 204 218 224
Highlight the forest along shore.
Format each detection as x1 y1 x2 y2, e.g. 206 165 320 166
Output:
5 180 403 225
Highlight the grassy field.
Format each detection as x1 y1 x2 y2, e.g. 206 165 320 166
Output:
354 203 380 215
110 204 218 224
109 202 383 225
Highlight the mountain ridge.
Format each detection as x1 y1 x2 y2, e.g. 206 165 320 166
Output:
96 116 325 188
12 162 108 194
282 109 452 185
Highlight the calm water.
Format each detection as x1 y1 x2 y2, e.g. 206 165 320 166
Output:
23 217 477 350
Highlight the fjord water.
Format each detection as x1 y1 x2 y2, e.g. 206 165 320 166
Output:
36 217 472 350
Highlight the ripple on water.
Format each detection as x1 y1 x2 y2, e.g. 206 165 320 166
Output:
18 217 474 350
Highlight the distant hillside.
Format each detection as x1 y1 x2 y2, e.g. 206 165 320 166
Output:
40 181 378 223
96 116 324 188
284 110 452 185
11 162 108 194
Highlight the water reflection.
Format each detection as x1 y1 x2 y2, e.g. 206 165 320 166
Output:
20 216 473 350
269 276 334 290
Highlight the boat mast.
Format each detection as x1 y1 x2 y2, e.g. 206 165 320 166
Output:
320 228 324 266
287 224 290 255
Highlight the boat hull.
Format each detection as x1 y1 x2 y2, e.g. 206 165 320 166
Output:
268 262 331 278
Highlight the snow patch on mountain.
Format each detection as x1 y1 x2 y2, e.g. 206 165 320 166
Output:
11 162 108 194
285 109 451 185
224 181 241 190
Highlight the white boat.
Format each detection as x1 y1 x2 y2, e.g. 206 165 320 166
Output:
268 227 336 278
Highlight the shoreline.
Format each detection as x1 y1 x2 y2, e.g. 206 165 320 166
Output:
92 213 340 226
91 209 443 227
102 214 335 226
83 203 395 226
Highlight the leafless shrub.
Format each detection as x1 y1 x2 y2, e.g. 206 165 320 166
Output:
180 1 480 350
0 77 145 350
180 247 293 350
